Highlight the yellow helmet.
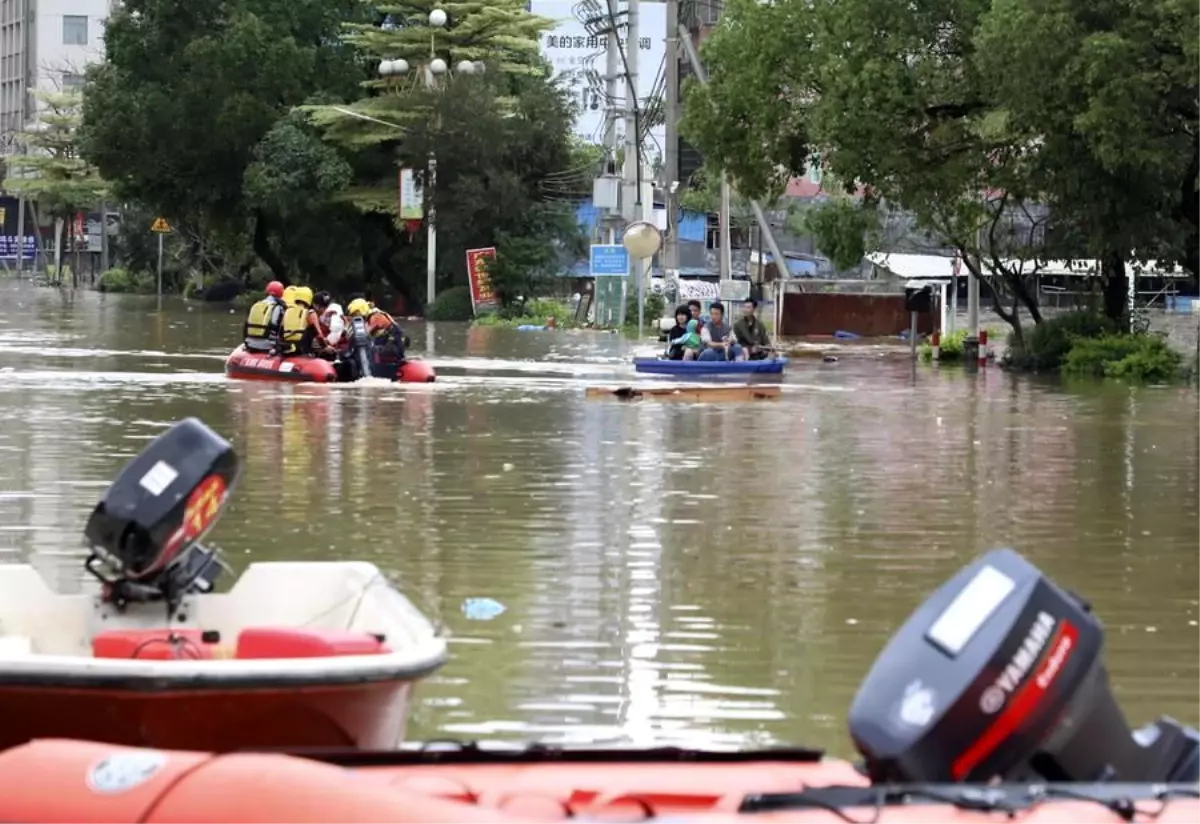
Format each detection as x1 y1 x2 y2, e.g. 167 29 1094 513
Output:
292 286 314 307
282 285 298 306
347 298 371 318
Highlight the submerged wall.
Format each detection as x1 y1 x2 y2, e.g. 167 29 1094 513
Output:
780 293 935 337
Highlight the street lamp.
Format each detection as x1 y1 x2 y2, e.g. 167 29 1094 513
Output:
377 8 482 308
622 220 663 336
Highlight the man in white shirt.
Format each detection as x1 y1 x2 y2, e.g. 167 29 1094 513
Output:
313 291 346 349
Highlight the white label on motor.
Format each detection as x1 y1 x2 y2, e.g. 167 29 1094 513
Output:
138 460 178 496
87 751 166 794
926 565 1016 656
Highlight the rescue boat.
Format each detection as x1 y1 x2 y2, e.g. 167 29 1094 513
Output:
224 345 436 383
0 738 1193 823
0 418 447 752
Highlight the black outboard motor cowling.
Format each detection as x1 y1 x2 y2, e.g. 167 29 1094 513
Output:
848 548 1199 785
84 418 240 607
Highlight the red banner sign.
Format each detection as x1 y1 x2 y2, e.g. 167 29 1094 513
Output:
465 247 499 314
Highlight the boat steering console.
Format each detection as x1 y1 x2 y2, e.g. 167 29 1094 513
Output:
848 548 1199 785
83 417 241 618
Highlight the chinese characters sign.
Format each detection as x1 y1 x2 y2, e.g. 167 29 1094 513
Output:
529 0 666 147
466 247 499 315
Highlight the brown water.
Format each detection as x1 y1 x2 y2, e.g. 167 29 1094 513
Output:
0 280 1195 755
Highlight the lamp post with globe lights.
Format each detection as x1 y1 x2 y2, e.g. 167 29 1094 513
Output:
376 8 482 308
622 220 663 337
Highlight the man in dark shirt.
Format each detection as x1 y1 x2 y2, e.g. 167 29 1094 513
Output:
733 299 772 360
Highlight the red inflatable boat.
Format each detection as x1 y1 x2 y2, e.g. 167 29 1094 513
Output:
225 346 435 383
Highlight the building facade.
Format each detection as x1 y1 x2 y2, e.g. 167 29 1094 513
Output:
0 0 110 152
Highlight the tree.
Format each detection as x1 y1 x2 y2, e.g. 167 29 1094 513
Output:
974 0 1199 322
686 0 1060 345
3 89 107 286
79 0 365 281
305 0 584 306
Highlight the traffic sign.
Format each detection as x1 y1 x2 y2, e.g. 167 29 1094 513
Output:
150 217 172 233
590 244 629 278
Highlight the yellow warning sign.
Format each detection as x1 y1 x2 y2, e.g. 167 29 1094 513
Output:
150 217 172 233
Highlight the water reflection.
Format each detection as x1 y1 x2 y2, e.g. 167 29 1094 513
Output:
0 280 1194 754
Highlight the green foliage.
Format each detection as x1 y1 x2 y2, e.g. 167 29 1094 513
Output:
427 285 474 321
1007 310 1116 372
3 89 107 218
98 267 156 294
919 328 1001 363
472 298 575 328
791 198 881 272
1062 334 1185 382
623 291 666 332
680 0 812 202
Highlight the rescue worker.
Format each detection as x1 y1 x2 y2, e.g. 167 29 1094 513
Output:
313 291 347 350
282 285 299 306
347 297 408 376
243 281 287 352
278 286 328 356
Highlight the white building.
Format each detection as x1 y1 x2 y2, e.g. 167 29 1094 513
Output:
0 0 110 152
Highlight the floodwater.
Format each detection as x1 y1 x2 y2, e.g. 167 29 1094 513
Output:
0 279 1196 755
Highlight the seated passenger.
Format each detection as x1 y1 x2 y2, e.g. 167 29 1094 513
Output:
313 291 346 350
243 281 286 352
669 319 703 361
733 298 772 360
698 302 745 362
664 306 691 360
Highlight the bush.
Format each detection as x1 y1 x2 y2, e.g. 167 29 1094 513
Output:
1008 310 1115 372
427 285 474 321
624 291 666 333
1062 333 1185 382
471 297 576 328
919 327 1001 362
98 267 156 294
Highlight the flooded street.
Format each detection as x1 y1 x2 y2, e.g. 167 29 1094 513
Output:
0 280 1195 756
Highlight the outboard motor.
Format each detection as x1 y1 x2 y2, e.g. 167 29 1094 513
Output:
83 418 240 616
345 315 373 381
848 548 1199 785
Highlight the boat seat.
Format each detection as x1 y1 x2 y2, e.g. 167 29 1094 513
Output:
235 627 391 659
92 629 220 660
0 636 32 656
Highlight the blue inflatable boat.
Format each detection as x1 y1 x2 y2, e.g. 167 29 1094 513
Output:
633 357 788 376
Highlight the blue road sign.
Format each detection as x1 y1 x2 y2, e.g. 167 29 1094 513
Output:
590 244 629 277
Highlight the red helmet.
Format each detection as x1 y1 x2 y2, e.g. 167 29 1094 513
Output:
265 281 284 298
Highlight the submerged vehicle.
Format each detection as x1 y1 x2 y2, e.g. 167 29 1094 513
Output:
633 356 788 376
0 542 1192 822
0 418 446 752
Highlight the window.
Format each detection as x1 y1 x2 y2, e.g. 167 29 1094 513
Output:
61 73 85 91
63 15 88 45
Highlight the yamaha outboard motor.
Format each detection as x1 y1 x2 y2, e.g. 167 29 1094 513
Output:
83 418 240 615
848 548 1198 784
344 315 373 381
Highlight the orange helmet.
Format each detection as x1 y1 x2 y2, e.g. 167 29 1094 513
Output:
265 281 284 298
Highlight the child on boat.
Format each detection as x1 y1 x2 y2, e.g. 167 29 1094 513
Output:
668 319 702 361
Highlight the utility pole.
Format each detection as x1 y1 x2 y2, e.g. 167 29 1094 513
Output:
677 25 798 293
663 0 679 284
620 0 640 329
719 177 732 279
604 0 621 246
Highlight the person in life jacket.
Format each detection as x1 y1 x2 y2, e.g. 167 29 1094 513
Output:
278 286 329 357
312 291 346 349
243 281 287 352
347 298 407 366
282 285 299 307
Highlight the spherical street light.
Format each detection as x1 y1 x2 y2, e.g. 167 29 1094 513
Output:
428 8 447 27
378 58 409 77
623 221 663 260
456 60 476 75
429 57 448 75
